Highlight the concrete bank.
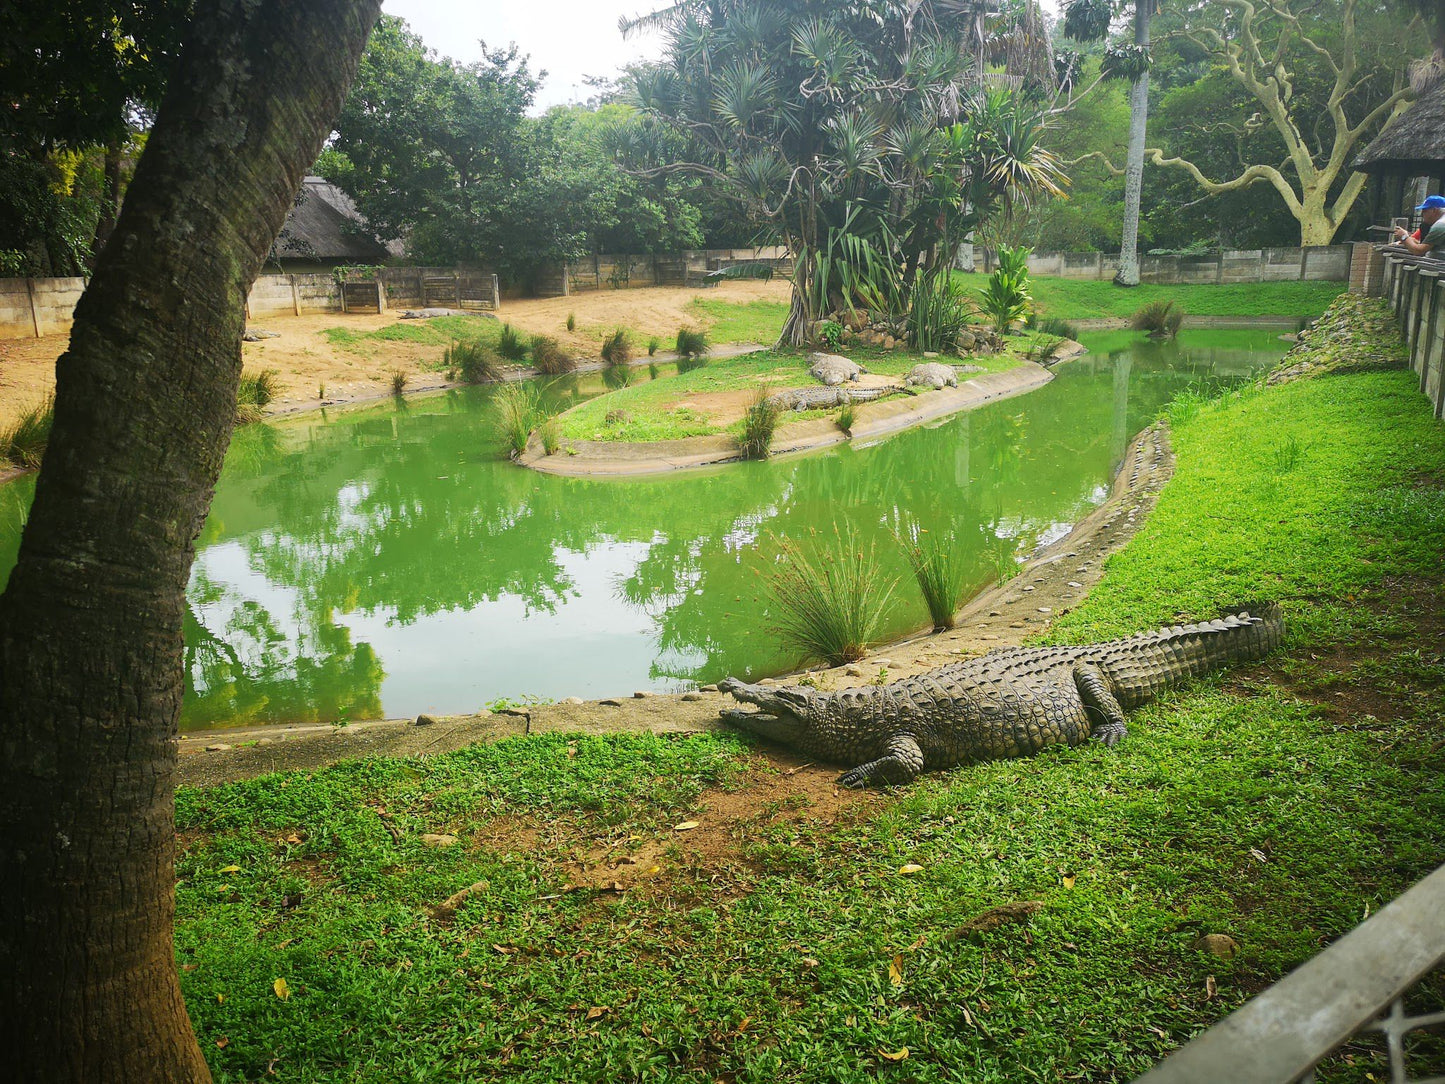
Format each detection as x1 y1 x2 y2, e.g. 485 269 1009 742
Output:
178 420 1174 787
518 361 1055 477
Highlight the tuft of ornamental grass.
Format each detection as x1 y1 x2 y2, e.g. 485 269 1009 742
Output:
0 395 54 468
236 368 280 424
1035 316 1080 340
540 416 561 456
389 369 408 396
497 324 529 362
601 328 633 367
676 326 709 358
836 396 856 435
647 336 661 357
764 524 897 666
445 340 502 384
493 383 541 459
895 520 972 631
566 312 576 332
738 388 779 460
1131 299 1184 340
531 335 575 375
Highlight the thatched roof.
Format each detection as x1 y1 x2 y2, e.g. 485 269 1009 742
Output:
1354 83 1445 174
272 177 395 263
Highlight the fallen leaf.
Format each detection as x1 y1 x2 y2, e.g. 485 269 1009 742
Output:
737 1015 752 1033
1249 848 1268 863
272 977 290 1001
962 1006 974 1025
878 1048 909 1061
492 944 516 956
673 821 700 832
899 864 925 875
215 1037 229 1049
586 1005 609 1021
218 865 242 874
845 1014 857 1027
182 964 198 973
905 935 925 952
216 994 225 1004
1062 874 1077 889
889 955 904 987
1205 975 1217 1000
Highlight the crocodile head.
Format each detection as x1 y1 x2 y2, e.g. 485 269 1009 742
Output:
718 678 817 744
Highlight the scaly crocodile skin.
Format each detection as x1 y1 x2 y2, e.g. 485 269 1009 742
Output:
720 604 1283 787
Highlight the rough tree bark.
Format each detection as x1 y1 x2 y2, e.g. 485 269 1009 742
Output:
1115 0 1152 288
0 2 380 1081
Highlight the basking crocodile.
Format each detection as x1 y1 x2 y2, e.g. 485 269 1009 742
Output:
720 605 1283 787
766 385 901 412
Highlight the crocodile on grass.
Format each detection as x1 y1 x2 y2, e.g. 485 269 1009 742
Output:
720 604 1284 787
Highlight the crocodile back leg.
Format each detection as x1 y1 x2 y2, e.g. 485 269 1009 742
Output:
838 734 925 789
1074 665 1128 747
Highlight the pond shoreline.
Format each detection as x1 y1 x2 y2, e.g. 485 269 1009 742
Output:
517 361 1056 477
177 419 1174 786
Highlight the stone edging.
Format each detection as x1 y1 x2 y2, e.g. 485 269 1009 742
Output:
517 361 1055 477
176 421 1174 788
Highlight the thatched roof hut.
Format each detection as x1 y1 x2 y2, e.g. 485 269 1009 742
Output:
271 177 396 267
1353 83 1445 177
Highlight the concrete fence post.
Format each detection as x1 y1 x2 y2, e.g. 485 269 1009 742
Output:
490 274 500 310
24 277 41 338
376 280 386 314
289 275 301 316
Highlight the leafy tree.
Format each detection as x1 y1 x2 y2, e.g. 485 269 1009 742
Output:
0 1 381 1078
624 0 1064 345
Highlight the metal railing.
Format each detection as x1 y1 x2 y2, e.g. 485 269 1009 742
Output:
1136 863 1445 1082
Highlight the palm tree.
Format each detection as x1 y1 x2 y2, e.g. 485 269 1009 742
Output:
1064 0 1154 287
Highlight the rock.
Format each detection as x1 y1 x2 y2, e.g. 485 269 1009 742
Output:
681 692 704 702
905 362 959 390
808 353 865 386
923 351 940 358
604 409 632 425
600 698 622 707
843 310 868 332
882 335 897 350
420 833 458 848
633 691 651 699
414 714 438 727
1194 934 1240 959
562 696 584 705
872 659 893 668
956 330 976 350
204 743 231 752
1067 581 1084 588
845 665 865 677
840 327 855 344
1051 338 1087 361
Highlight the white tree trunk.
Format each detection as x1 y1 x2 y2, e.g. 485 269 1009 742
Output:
1115 3 1152 288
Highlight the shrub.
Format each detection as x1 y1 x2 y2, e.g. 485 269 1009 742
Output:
1132 300 1184 340
540 416 561 456
531 336 575 375
647 336 661 357
0 396 54 468
497 324 529 361
909 271 973 351
676 327 709 357
896 521 972 631
815 319 844 351
446 340 502 384
1025 333 1064 363
238 368 280 409
764 524 897 666
601 328 633 366
977 267 1031 333
1036 316 1080 340
494 383 541 458
390 369 408 395
566 312 576 332
837 396 856 435
738 388 779 460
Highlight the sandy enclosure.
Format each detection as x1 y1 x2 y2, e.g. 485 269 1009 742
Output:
0 280 791 428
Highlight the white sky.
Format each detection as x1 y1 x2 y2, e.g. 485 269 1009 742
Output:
380 0 668 111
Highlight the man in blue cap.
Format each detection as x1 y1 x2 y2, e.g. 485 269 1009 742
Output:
1392 194 1445 255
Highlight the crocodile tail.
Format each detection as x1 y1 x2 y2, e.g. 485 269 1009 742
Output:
1220 602 1285 659
1105 603 1285 707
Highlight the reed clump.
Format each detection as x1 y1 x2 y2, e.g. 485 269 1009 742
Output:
764 525 897 666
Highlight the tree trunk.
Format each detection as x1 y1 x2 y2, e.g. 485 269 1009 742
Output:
1114 1 1152 288
0 3 380 1081
91 133 125 264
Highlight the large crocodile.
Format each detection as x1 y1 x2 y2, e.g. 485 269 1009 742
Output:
720 605 1283 787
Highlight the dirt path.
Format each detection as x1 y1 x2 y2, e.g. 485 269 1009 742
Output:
177 422 1175 787
0 280 791 429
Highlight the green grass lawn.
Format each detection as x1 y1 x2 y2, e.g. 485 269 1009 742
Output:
321 315 505 355
556 347 1026 443
687 297 791 343
175 296 1445 1083
1026 275 1343 321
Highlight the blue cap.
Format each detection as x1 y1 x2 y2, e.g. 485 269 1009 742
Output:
1416 195 1445 211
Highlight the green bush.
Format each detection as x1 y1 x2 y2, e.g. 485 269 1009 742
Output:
601 328 633 366
909 271 973 351
566 312 576 332
1036 316 1080 340
494 383 541 458
389 369 408 396
676 327 709 357
1132 299 1184 340
497 324 529 361
978 265 1032 333
738 388 779 460
896 521 972 631
446 340 502 384
764 524 897 666
647 336 661 357
815 319 844 351
531 336 575 375
236 368 281 423
0 396 54 468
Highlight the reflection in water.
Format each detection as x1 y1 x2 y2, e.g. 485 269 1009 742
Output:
0 332 1284 728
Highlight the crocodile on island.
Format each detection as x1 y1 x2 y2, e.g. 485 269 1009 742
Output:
719 605 1284 787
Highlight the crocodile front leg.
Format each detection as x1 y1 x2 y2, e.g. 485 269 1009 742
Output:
1074 665 1128 747
837 734 925 789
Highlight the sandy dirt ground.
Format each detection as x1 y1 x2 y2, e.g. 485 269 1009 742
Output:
0 280 791 429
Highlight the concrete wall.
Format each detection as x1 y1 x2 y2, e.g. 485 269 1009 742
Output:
0 267 501 337
1381 254 1445 420
559 246 793 296
981 245 1351 285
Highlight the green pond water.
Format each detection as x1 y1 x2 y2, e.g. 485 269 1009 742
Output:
0 329 1287 730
